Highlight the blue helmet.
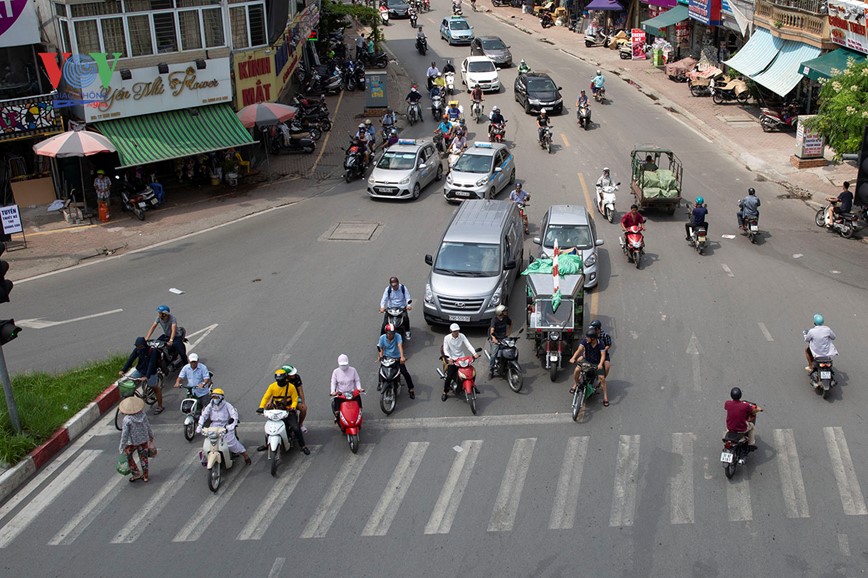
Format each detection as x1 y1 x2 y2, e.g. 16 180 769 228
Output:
695 196 704 205
813 313 824 326
156 305 170 314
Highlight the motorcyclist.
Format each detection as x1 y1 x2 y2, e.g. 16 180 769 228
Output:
330 354 363 420
426 61 440 91
441 323 480 401
119 336 163 414
256 368 311 455
448 130 467 163
620 204 646 232
452 0 462 13
724 387 762 451
488 106 505 137
509 182 530 233
379 275 412 339
737 187 760 230
589 320 612 378
470 84 484 112
382 107 397 134
537 109 551 144
144 305 187 367
280 364 308 432
454 118 468 138
173 353 211 414
569 329 608 406
591 69 605 96
826 181 853 224
406 85 423 121
408 4 417 22
416 26 426 45
446 100 463 122
435 114 454 153
488 305 512 377
196 388 252 465
804 313 837 372
576 89 589 108
443 59 456 74
685 196 709 241
378 323 416 399
518 59 530 74
354 123 372 164
596 167 613 189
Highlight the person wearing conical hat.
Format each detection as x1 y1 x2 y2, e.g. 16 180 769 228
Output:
118 396 154 482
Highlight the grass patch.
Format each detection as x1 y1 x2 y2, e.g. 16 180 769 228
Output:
0 353 126 466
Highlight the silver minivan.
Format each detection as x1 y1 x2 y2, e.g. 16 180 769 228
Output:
534 205 604 288
424 200 524 326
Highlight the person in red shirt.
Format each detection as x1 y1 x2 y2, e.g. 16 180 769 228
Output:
620 204 646 231
724 387 762 449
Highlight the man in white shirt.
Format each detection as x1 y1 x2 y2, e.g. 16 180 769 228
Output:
426 61 440 91
330 354 363 419
441 323 480 401
804 313 837 372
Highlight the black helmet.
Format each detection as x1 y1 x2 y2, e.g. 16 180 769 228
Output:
585 329 597 338
748 187 756 195
590 320 602 329
730 387 742 400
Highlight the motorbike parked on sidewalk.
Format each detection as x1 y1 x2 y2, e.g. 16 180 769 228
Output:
116 175 159 221
301 69 343 96
489 120 506 143
485 330 524 393
335 389 364 453
620 225 645 268
571 361 601 421
595 182 618 223
539 126 553 153
711 79 749 105
200 425 236 492
180 373 213 441
760 103 798 132
584 31 612 48
287 118 322 141
577 103 591 129
378 357 404 415
540 11 554 28
720 401 762 479
436 349 484 415
270 132 316 155
259 408 295 476
362 50 389 69
815 199 866 239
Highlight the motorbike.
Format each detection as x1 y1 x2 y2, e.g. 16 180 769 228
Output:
492 0 510 4
571 361 601 421
335 389 364 453
595 182 618 223
620 225 644 268
540 12 554 28
686 220 708 255
485 330 524 393
471 100 484 124
343 141 367 182
378 356 404 415
200 425 236 492
436 349 484 415
421 0 430 11
619 42 633 60
410 11 417 27
539 126 553 153
592 84 606 104
577 103 591 129
117 175 160 221
711 79 749 105
180 373 213 441
431 92 443 120
382 126 399 148
814 200 866 239
270 132 316 155
148 335 188 374
363 50 389 69
379 5 390 25
720 401 761 479
806 353 837 399
287 118 322 141
687 73 726 97
448 144 465 170
260 408 295 476
302 69 343 96
489 120 507 143
407 101 422 125
584 31 612 48
760 104 798 132
743 215 760 244
453 2 463 15
383 305 410 340
416 35 427 55
444 71 455 95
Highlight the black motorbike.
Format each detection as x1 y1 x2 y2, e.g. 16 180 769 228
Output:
344 140 367 182
302 69 343 96
378 357 404 415
486 330 523 392
410 12 418 27
577 104 591 129
116 174 160 221
721 402 761 479
540 12 554 28
711 81 749 105
362 50 389 69
270 131 316 155
807 354 837 399
287 118 322 141
416 36 428 56
148 335 188 374
382 305 410 341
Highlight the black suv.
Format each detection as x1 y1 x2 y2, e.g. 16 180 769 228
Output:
514 72 563 115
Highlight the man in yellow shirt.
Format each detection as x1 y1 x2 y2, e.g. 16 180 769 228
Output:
255 368 310 455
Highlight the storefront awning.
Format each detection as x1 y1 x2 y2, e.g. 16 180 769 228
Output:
723 28 783 77
641 5 690 36
751 40 821 97
800 48 867 82
94 104 255 168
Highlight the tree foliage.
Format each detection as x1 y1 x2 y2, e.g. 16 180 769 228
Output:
803 59 868 157
320 0 382 50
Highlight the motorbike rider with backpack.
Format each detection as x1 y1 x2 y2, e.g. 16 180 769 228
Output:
145 305 187 366
255 368 311 455
724 387 762 451
685 196 709 240
379 276 413 339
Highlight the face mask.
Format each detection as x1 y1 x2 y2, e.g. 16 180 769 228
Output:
211 397 223 407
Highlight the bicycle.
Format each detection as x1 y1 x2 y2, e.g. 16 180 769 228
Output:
114 372 162 430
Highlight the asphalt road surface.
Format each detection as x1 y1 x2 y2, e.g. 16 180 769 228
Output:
3 7 868 577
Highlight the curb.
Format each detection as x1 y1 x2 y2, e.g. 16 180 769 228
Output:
0 382 118 505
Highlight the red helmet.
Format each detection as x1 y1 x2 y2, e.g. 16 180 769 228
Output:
384 324 396 332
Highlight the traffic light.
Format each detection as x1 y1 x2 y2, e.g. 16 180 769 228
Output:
307 30 318 42
0 319 20 345
0 243 11 303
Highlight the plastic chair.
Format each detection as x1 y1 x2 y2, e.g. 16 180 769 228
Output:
234 152 251 174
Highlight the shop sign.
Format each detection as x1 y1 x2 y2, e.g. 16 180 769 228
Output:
0 95 62 140
277 4 321 86
688 0 721 26
0 0 38 49
631 29 648 59
234 48 277 108
0 205 22 235
828 0 868 55
795 117 824 159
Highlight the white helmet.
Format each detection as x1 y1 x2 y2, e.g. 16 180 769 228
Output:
596 69 601 75
495 304 507 315
603 167 610 172
449 323 460 332
492 106 500 112
358 123 366 129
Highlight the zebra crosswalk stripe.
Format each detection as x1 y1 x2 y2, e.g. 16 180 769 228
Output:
48 467 126 545
361 442 429 537
670 433 695 525
609 435 640 527
424 440 483 535
488 438 537 532
548 436 590 530
773 429 809 519
823 427 867 516
726 478 752 522
300 445 373 539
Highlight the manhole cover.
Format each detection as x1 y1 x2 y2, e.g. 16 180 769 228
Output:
328 222 379 241
717 114 755 125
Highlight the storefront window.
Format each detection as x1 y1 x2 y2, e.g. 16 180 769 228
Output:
179 11 203 50
129 15 155 56
102 18 129 57
230 7 249 49
71 1 123 17
75 20 101 54
248 4 266 47
153 12 179 53
203 8 225 47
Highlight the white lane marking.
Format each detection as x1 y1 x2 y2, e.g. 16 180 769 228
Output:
0 449 102 548
838 533 850 556
793 253 803 259
824 427 868 516
111 460 198 543
425 440 483 535
268 557 286 578
488 437 537 532
173 454 259 542
686 333 702 392
16 309 124 329
726 478 752 522
669 113 713 143
757 322 775 342
269 321 310 370
237 446 319 540
48 469 126 545
362 442 429 537
721 264 735 277
300 445 373 538
548 436 590 530
670 433 695 525
185 323 219 353
773 429 810 519
609 435 641 527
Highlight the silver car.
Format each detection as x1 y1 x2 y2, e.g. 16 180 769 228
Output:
443 142 515 202
470 36 512 67
535 205 604 288
367 139 443 200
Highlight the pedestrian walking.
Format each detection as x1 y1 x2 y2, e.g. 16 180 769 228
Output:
118 397 155 483
356 35 365 60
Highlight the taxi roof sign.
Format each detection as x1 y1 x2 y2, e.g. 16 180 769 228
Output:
473 142 493 148
397 139 417 145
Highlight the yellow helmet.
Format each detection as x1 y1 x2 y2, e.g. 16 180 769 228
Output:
210 388 225 396
274 368 288 383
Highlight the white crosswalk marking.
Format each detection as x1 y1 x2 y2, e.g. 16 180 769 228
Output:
111 459 198 543
424 440 483 535
488 438 537 532
726 478 752 522
670 433 695 525
0 449 101 548
362 442 429 537
773 429 810 519
173 454 259 542
48 468 126 545
609 435 640 527
549 436 590 530
300 445 373 539
236 447 320 541
823 427 867 516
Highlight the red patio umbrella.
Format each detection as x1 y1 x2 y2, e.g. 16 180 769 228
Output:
33 129 117 211
236 102 298 129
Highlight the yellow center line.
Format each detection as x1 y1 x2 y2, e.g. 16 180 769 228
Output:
560 133 570 148
577 171 598 321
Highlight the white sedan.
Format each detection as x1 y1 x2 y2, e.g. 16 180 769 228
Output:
460 56 501 93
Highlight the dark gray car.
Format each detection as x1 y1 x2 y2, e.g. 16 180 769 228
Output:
386 0 410 17
470 36 512 67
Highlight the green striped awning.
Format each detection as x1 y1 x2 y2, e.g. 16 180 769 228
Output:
94 103 255 168
800 48 867 82
641 5 690 38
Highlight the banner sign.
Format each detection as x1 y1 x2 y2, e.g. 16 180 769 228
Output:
632 29 648 60
828 0 868 55
0 205 22 235
688 0 722 26
0 0 38 49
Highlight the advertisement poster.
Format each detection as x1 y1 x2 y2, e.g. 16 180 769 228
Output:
632 29 648 60
688 0 722 26
0 0 39 49
1 205 22 235
828 0 868 55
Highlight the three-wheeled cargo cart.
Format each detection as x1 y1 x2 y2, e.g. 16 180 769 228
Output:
630 145 683 215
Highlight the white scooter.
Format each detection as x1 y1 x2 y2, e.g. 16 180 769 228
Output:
200 426 235 492
379 5 390 25
261 409 294 477
445 71 455 95
448 145 465 170
471 100 484 123
595 182 619 223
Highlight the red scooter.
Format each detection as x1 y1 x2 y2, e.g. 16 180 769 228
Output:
620 225 645 269
334 389 364 453
759 103 798 132
437 349 483 415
